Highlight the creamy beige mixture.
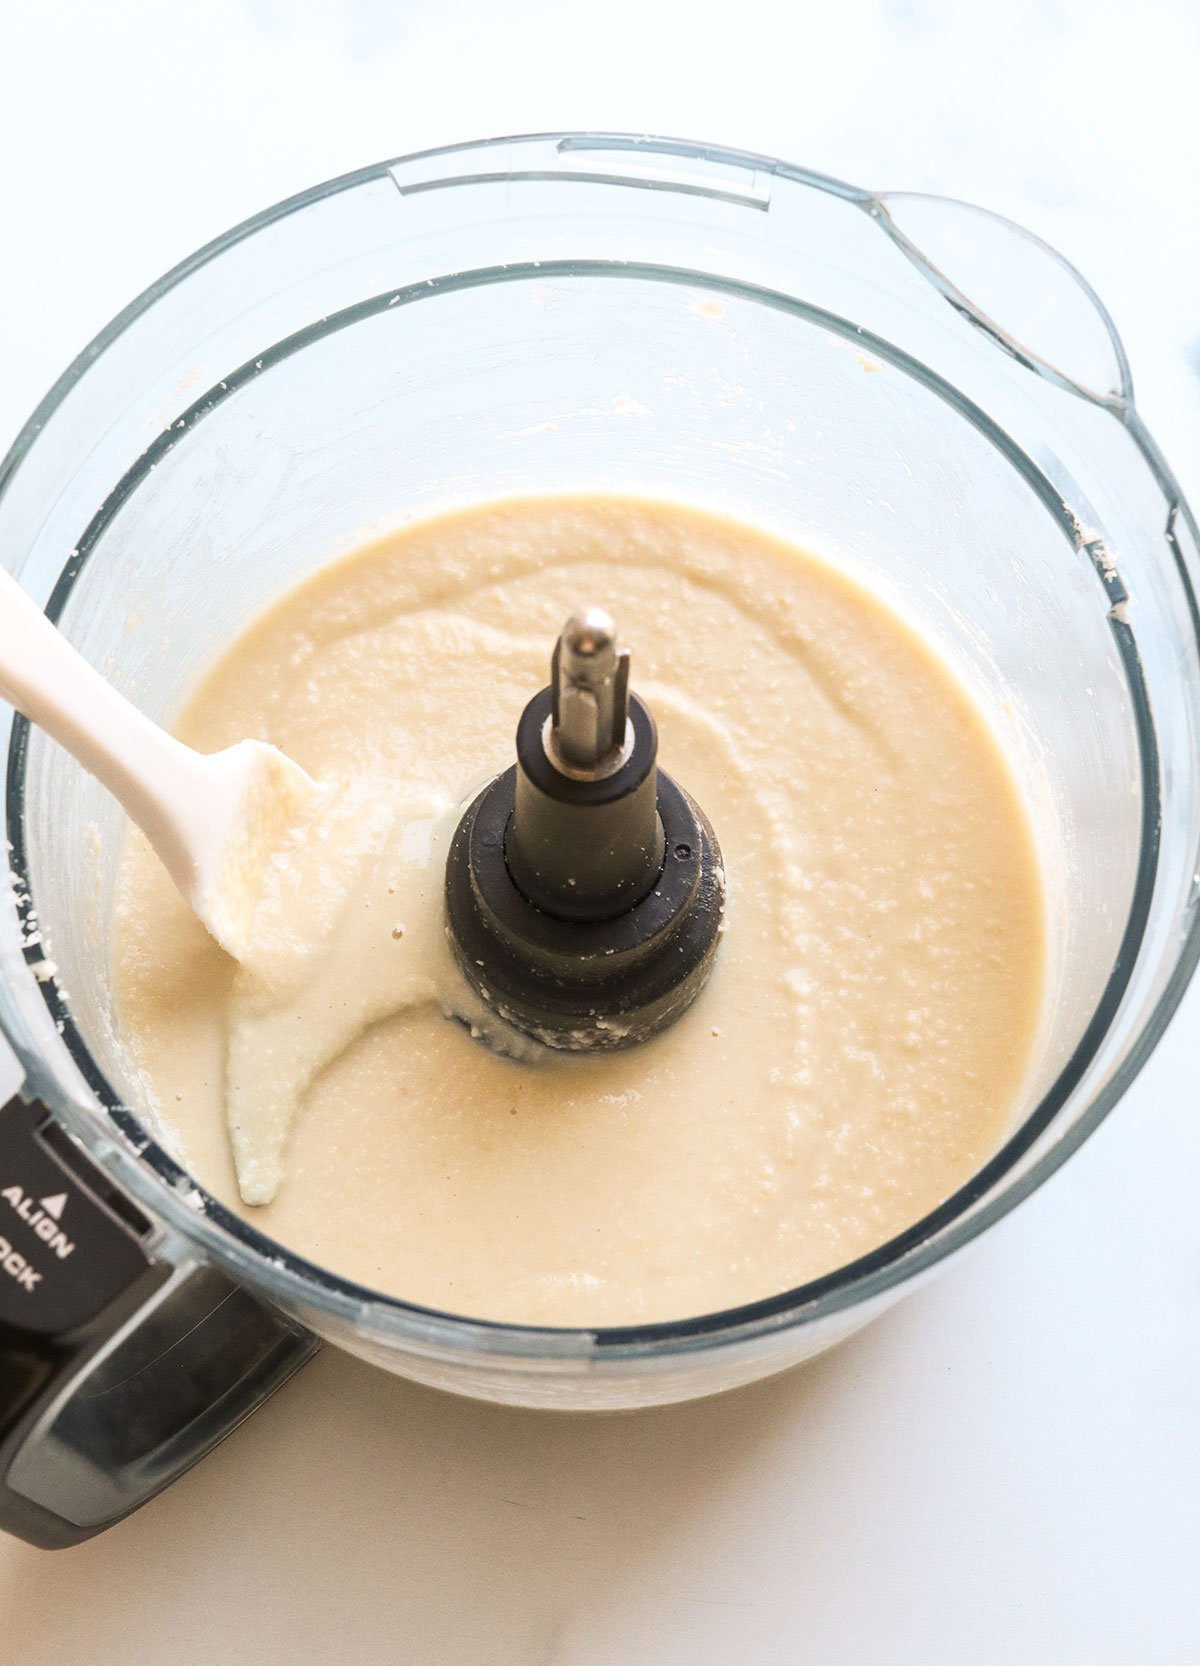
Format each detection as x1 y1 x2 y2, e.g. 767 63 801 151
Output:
113 496 1046 1326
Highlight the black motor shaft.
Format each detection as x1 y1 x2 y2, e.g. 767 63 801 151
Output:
506 608 663 920
445 609 724 1051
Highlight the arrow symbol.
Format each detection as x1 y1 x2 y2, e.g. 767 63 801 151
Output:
39 1192 67 1221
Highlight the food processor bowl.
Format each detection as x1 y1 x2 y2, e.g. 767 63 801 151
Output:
1 136 1198 1546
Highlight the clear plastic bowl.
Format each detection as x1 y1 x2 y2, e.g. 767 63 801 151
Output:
2 134 1198 1412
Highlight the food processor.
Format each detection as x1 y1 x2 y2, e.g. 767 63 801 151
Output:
1 134 1197 1549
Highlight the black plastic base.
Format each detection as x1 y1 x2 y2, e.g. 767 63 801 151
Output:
0 1095 317 1549
445 769 724 1051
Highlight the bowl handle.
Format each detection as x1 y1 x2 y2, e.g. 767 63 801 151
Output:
0 1088 317 1549
872 191 1133 405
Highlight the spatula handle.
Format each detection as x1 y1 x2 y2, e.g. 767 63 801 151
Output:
0 568 202 889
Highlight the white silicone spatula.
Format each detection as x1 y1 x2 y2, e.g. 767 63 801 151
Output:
0 568 316 959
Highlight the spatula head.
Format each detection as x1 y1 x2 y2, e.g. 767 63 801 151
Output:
188 741 317 960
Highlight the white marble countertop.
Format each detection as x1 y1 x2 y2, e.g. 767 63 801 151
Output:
1 1 1197 1660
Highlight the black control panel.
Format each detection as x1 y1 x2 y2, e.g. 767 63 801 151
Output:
0 1096 151 1336
0 1092 318 1548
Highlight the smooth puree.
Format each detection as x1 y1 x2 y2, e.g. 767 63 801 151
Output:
113 496 1046 1326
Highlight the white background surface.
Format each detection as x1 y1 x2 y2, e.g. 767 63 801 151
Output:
2 2 1199 1660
